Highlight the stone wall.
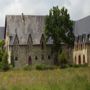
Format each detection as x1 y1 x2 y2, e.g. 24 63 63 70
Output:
11 45 54 67
73 43 88 65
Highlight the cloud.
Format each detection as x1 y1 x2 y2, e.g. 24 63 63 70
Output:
68 0 90 20
0 0 90 25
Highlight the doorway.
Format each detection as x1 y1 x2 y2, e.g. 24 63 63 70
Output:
78 55 81 64
28 56 32 65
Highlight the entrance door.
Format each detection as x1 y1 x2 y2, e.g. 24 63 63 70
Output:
28 56 32 65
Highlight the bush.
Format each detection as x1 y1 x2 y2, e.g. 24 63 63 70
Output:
72 63 88 68
58 50 68 68
66 63 88 68
36 64 55 70
23 65 32 71
1 52 10 71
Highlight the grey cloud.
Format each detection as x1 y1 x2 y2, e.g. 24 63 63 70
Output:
0 0 13 11
0 0 90 25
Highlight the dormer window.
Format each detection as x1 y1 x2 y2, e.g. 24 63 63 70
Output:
27 34 32 47
40 34 45 50
87 34 90 41
41 42 44 50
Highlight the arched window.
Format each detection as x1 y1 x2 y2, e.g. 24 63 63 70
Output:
40 34 45 50
41 42 44 50
78 55 81 64
48 55 51 60
35 56 38 60
15 57 18 61
83 55 85 64
87 34 90 41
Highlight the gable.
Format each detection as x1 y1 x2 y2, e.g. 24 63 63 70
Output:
6 15 46 45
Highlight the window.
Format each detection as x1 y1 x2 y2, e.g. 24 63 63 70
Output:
88 34 90 41
48 55 51 60
15 57 18 61
28 56 32 65
35 56 38 60
41 54 44 60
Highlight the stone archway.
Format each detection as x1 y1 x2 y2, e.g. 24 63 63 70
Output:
78 55 81 64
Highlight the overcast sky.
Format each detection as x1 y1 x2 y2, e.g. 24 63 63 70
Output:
0 0 90 26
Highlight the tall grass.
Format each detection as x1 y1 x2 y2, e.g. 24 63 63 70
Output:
0 67 89 90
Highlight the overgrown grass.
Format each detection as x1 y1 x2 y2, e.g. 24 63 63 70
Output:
0 67 89 90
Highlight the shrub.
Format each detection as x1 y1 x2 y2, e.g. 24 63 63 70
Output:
73 63 88 68
58 50 68 68
23 65 32 71
1 52 10 71
36 64 55 70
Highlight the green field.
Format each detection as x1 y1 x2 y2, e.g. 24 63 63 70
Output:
0 67 90 90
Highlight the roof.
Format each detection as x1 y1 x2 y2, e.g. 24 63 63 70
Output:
6 15 49 45
7 15 90 45
74 16 90 36
0 27 5 40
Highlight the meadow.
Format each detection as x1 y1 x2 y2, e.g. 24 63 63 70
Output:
0 67 90 90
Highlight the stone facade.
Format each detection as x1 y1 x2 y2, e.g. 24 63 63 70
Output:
73 36 88 65
73 16 90 65
4 14 90 67
5 15 54 67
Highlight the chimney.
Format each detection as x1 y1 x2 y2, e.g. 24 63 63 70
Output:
21 13 25 22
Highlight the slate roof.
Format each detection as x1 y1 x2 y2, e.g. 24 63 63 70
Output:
6 15 90 45
0 27 5 40
74 16 90 36
6 15 52 45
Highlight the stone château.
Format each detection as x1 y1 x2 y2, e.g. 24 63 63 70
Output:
0 14 90 67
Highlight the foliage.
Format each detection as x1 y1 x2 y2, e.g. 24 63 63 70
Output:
58 50 68 68
36 64 55 70
0 40 4 62
23 65 32 71
1 51 9 71
72 63 88 68
45 6 75 64
0 40 9 71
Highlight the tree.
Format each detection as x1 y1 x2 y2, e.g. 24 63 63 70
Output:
58 50 68 68
0 40 4 62
45 6 75 64
1 51 9 71
0 40 9 71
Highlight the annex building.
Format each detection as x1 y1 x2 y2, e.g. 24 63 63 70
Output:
73 16 90 65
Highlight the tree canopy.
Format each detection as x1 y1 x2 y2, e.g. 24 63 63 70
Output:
45 6 75 64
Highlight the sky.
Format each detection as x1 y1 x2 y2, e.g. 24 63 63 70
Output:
0 0 90 26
